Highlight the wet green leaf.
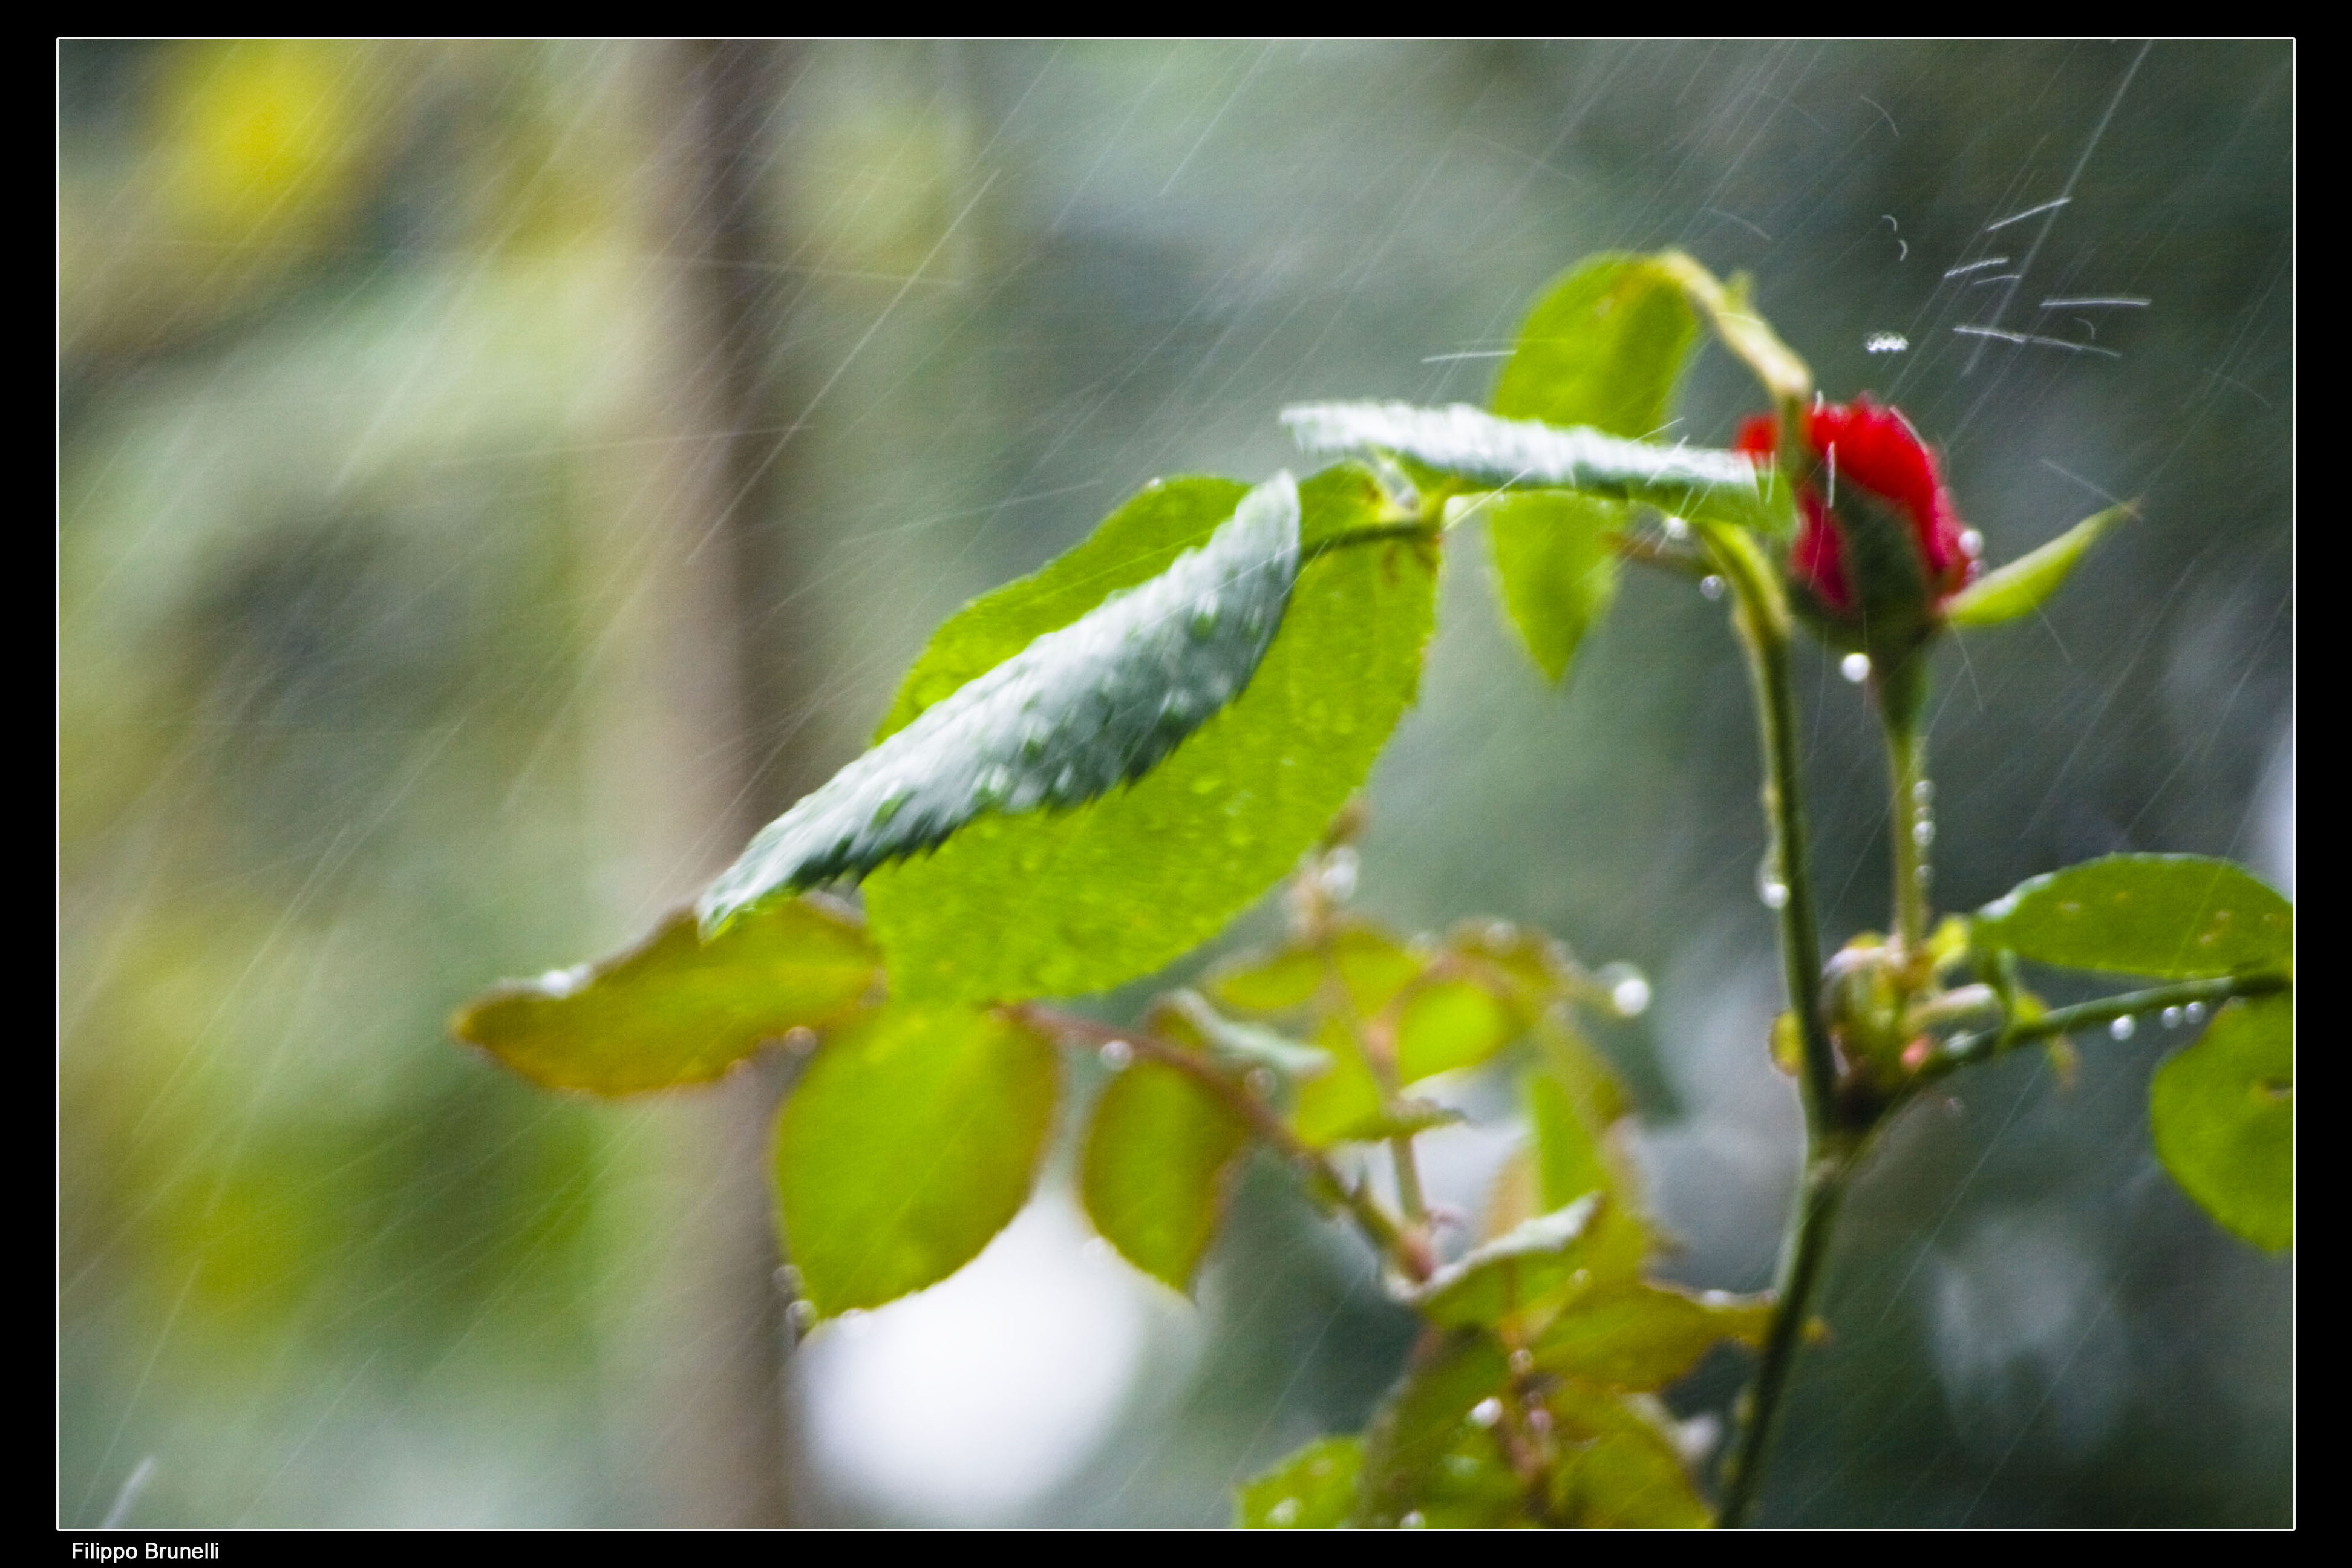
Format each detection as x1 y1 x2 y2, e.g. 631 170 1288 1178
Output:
1946 504 2132 628
1485 491 1624 685
1492 252 1701 437
1973 854 2292 979
2151 993 2293 1251
1284 401 1790 534
1236 1435 1363 1528
863 469 1439 1004
1406 1195 1604 1333
1543 1387 1711 1527
1357 1332 1528 1527
776 1002 1057 1315
1082 1052 1251 1292
1532 1283 1771 1391
452 898 876 1094
699 475 1301 933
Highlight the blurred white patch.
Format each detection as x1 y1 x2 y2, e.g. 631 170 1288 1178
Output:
2255 717 2292 896
1929 1208 2125 1459
794 1191 1171 1523
1630 938 1800 1290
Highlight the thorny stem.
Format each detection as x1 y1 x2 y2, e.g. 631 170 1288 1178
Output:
1016 1004 1436 1284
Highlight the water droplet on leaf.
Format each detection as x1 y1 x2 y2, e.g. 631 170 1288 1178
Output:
2110 1014 2137 1040
1841 652 1872 683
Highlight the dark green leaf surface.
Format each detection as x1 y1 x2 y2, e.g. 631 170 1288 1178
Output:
698 474 1302 933
452 898 876 1094
1491 252 1700 436
864 471 1437 1004
2151 993 2293 1251
775 1003 1058 1315
1946 504 2132 628
1236 1436 1363 1528
1483 491 1624 685
1282 400 1789 533
1081 1053 1251 1292
1532 1284 1771 1391
1973 854 2292 979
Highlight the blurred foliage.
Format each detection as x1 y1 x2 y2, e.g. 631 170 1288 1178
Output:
60 41 2289 1526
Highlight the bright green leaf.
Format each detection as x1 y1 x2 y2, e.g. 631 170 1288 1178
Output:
1288 1019 1389 1147
2151 993 2293 1251
1528 1031 1648 1283
1946 504 2134 628
864 474 1438 1004
1236 1435 1363 1528
1543 1386 1711 1527
1491 252 1700 437
1396 978 1519 1083
1082 1054 1251 1292
1532 1283 1771 1391
452 898 875 1094
1484 491 1624 685
1973 854 2293 979
776 1002 1058 1315
1283 401 1790 534
1406 1195 1604 1333
697 474 1302 933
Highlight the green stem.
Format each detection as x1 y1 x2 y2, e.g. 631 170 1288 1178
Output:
1884 713 1929 955
1927 970 2291 1078
1716 1148 1851 1527
1390 1137 1429 1224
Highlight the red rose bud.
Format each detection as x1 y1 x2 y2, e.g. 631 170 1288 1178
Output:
1734 397 1976 621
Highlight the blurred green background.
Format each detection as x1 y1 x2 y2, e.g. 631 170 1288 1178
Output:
59 41 2291 1527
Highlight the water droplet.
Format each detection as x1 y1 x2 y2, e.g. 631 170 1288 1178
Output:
2109 1014 2137 1040
1508 1348 1535 1376
787 1299 818 1331
1524 1408 1554 1437
1470 1397 1504 1428
1912 779 1934 805
1267 1497 1301 1526
1757 855 1790 910
774 1265 802 1293
1400 1511 1428 1528
1700 574 1726 599
1485 919 1517 948
1912 818 1936 848
1606 967 1652 1018
1959 527 1985 558
2184 1001 2206 1024
1866 331 1910 354
1099 1039 1133 1071
2161 1005 2184 1028
1662 515 1690 541
783 1026 818 1057
1841 652 1872 684
1319 846 1359 901
1915 863 1933 889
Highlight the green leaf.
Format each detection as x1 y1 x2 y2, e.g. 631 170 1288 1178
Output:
452 898 877 1094
1287 1019 1390 1147
697 474 1303 933
1542 1387 1711 1527
1405 1195 1605 1333
1972 854 2293 979
1483 491 1623 685
1283 401 1789 534
1527 1031 1649 1284
1236 1436 1363 1528
2151 993 2293 1251
1164 990 1333 1080
1396 978 1520 1083
1532 1282 1771 1391
1357 1331 1527 1527
775 1002 1058 1315
1946 503 2134 628
1082 1053 1252 1292
1491 252 1700 437
864 471 1439 1004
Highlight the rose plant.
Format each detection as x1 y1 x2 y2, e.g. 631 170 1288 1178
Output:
453 250 2292 1527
